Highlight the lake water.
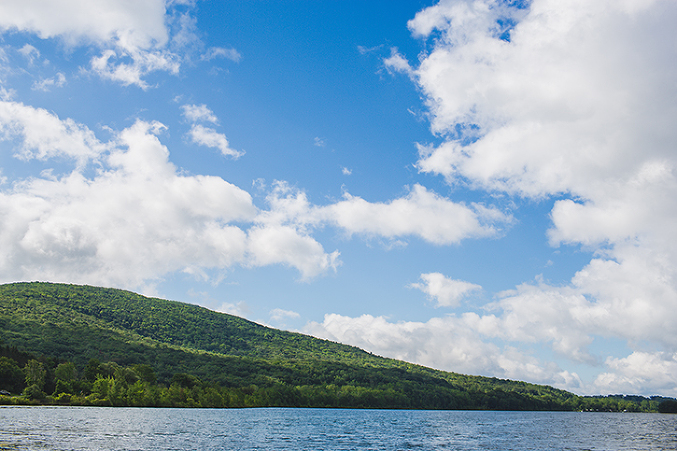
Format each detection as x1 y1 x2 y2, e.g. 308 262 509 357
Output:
1 406 676 450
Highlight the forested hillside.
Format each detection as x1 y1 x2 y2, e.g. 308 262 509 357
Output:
0 282 671 411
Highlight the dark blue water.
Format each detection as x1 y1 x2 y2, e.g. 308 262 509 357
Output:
1 406 676 450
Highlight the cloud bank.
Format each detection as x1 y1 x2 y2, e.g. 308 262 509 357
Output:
323 0 677 395
0 99 505 289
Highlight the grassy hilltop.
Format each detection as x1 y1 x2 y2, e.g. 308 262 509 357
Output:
0 282 670 411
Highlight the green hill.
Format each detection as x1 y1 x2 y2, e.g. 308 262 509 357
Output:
0 282 668 411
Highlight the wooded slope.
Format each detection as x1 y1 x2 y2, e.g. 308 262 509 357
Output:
0 282 667 411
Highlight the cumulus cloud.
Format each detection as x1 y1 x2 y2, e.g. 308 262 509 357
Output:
0 115 258 290
409 0 677 198
0 0 188 88
90 48 180 88
410 272 481 307
247 225 341 281
0 100 107 165
0 103 347 287
309 253 677 393
299 0 677 396
260 181 511 246
3 102 505 288
248 180 513 282
594 352 677 397
0 0 168 49
322 184 510 244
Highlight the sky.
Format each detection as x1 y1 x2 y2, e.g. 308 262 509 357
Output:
1 0 676 397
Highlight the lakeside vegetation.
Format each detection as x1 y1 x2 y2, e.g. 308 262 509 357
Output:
1 282 674 411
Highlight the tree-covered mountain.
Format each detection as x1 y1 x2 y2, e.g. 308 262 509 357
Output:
0 282 670 411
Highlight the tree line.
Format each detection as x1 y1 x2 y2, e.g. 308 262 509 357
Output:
1 348 674 412
2 282 676 412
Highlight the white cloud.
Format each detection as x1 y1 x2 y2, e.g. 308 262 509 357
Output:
322 184 510 245
259 181 511 247
90 48 180 89
381 0 677 395
0 0 188 88
594 352 677 397
180 104 243 159
248 180 512 280
187 124 243 159
247 225 341 281
0 106 266 290
181 104 219 124
32 72 66 91
201 47 241 63
18 44 40 64
410 272 481 307
408 0 677 198
0 100 106 165
383 48 413 76
0 0 169 49
341 167 352 176
313 137 326 147
357 44 383 55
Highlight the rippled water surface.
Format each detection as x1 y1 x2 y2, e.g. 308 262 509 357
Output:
1 406 676 450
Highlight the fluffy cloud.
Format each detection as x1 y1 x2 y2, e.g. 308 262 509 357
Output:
0 103 349 288
18 44 40 64
338 0 677 395
182 104 243 158
1 101 505 289
324 185 508 244
260 181 511 246
309 254 677 394
0 0 168 49
0 114 256 289
0 0 193 88
328 187 511 244
408 0 677 199
410 272 481 307
181 104 219 124
594 352 677 397
187 124 243 159
216 301 251 318
90 48 179 88
0 100 106 165
383 48 413 76
247 225 340 281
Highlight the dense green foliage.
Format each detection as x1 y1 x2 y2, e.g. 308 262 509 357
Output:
0 282 672 411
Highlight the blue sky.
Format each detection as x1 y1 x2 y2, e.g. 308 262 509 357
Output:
2 0 677 397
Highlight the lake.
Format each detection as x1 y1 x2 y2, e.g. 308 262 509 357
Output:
1 406 675 450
